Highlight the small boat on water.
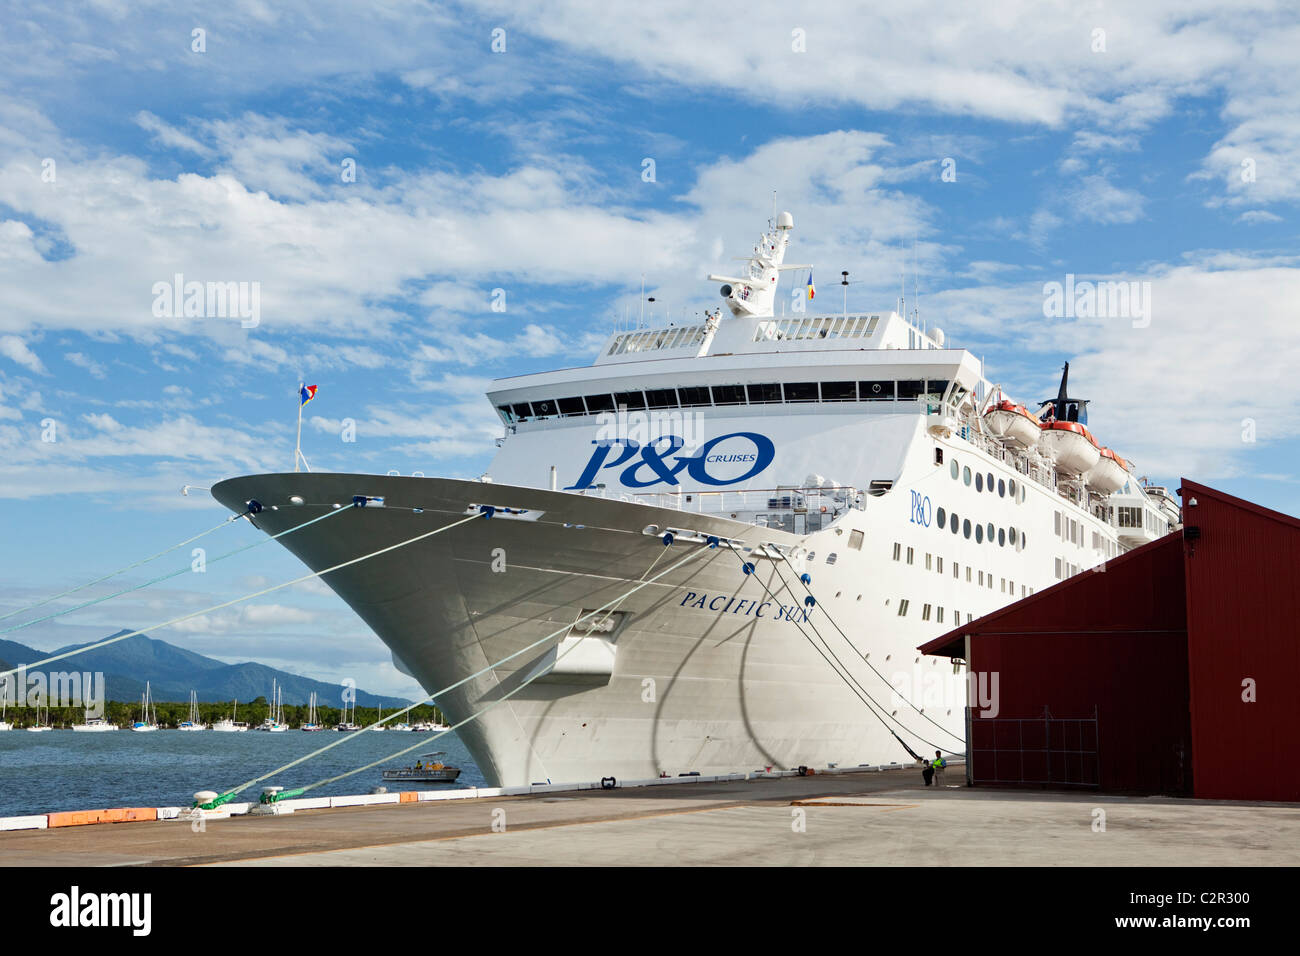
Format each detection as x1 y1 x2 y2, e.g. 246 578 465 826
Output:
336 697 360 731
131 681 159 732
178 690 207 731
71 715 117 732
212 699 249 732
26 698 53 732
257 681 289 732
301 691 325 731
382 752 462 784
370 702 387 731
0 693 13 730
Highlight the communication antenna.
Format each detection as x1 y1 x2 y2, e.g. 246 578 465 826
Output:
639 274 646 327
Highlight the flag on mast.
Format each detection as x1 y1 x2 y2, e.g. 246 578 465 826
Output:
806 271 815 301
300 384 318 406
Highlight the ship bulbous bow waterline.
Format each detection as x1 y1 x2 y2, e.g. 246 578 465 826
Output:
211 472 948 787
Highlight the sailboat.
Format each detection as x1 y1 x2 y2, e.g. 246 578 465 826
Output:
336 696 360 732
71 712 118 732
131 681 159 732
257 680 289 731
212 699 249 732
25 695 54 732
0 692 13 731
178 690 206 731
301 691 324 731
370 700 387 731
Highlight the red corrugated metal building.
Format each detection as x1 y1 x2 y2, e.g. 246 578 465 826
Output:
920 479 1300 802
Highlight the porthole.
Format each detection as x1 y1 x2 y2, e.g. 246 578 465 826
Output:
963 466 971 486
986 472 994 490
975 472 983 492
1021 531 1027 548
1009 525 1016 545
962 519 971 539
1008 478 1016 498
998 528 1006 547
936 506 947 528
950 512 959 534
987 522 995 542
950 459 959 480
975 524 983 543
998 479 1006 497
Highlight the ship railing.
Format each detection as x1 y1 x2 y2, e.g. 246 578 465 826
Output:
616 485 864 518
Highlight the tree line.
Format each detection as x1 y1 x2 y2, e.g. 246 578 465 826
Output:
4 696 446 729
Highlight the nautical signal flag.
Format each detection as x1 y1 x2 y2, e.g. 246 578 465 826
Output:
300 384 318 406
806 271 815 301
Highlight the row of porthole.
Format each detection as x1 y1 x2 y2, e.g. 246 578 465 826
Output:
936 506 1026 549
950 457 1027 503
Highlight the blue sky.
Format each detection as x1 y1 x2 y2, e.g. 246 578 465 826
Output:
2 1 1298 697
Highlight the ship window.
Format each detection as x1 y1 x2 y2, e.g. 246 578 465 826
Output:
859 380 894 401
975 524 984 543
677 386 711 407
826 553 838 564
978 570 984 585
897 379 925 400
849 530 864 550
747 383 781 404
926 553 932 570
950 512 958 533
936 607 944 623
936 556 944 574
922 604 932 621
986 472 994 491
1021 531 1026 549
975 472 984 492
822 381 856 402
1055 557 1063 579
936 506 946 528
925 380 950 400
613 390 646 410
950 459 959 480
963 466 972 486
1054 511 1062 535
897 600 909 617
998 528 1006 547
962 519 971 539
892 542 901 561
784 382 819 403
953 562 959 578
906 547 914 564
710 385 746 406
998 479 1006 497
532 398 556 417
584 393 615 413
987 522 995 543
510 403 532 420
645 388 678 409
557 396 586 416
966 567 972 582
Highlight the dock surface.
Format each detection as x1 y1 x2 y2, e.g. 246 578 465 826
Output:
4 769 1297 866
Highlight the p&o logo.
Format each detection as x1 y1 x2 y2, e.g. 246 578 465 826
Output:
566 432 775 490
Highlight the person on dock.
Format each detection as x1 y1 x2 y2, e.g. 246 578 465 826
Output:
932 751 947 787
921 759 934 787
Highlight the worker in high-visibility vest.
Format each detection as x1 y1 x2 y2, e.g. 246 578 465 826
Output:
931 751 947 787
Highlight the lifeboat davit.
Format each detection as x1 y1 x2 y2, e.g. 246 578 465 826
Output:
1084 447 1129 494
984 400 1041 448
1038 420 1100 476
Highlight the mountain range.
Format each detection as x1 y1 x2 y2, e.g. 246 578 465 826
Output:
0 630 411 708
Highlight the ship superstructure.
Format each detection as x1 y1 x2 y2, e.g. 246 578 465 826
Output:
213 211 1179 787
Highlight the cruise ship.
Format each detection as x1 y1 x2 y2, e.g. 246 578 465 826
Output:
212 211 1180 787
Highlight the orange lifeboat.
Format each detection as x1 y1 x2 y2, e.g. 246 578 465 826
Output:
984 399 1041 448
1038 420 1101 476
1084 447 1130 494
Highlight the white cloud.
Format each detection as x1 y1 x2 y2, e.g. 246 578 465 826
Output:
0 335 46 373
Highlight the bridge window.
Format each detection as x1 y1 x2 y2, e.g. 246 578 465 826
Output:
646 388 678 409
746 383 781 404
557 397 585 416
584 393 615 413
710 385 746 405
532 399 556 417
677 386 711 406
859 380 894 401
784 382 819 402
822 381 856 402
897 380 926 401
613 390 646 409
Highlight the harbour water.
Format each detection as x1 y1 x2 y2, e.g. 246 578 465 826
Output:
0 728 484 817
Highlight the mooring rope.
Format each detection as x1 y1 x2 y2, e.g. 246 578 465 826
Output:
0 508 482 682
204 539 716 806
772 551 966 746
0 512 250 624
728 547 946 761
0 503 351 638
